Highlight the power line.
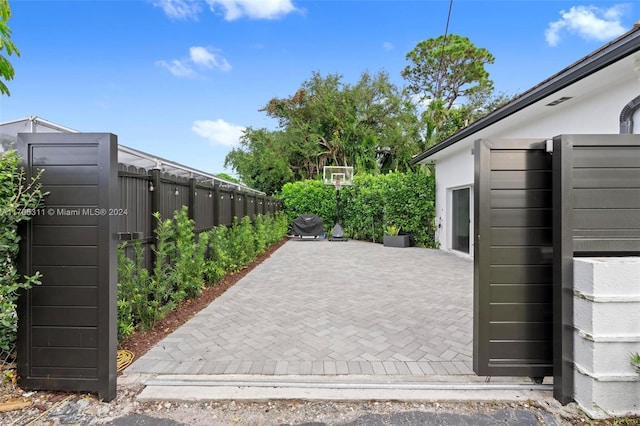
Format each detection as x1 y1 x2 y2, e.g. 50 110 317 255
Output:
435 0 454 97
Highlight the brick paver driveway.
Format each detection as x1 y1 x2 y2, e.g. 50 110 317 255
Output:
127 239 473 377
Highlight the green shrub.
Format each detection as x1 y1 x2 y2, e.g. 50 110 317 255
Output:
0 151 48 352
171 206 204 301
116 209 288 341
281 180 336 226
282 171 437 247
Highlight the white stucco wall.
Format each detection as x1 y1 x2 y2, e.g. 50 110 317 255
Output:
433 145 474 254
431 73 640 255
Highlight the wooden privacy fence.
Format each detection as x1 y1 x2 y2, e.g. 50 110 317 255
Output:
117 164 283 265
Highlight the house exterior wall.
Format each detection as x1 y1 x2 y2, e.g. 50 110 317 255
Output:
432 76 640 256
434 146 474 254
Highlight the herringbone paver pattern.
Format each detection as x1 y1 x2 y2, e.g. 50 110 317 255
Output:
127 240 473 376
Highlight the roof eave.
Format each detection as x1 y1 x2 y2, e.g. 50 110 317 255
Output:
410 26 640 165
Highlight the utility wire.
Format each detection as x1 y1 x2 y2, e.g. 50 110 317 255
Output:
435 0 454 97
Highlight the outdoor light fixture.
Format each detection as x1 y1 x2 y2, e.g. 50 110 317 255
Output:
148 181 154 192
208 192 212 198
174 188 179 196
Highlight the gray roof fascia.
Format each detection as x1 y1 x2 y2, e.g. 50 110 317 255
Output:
410 27 640 165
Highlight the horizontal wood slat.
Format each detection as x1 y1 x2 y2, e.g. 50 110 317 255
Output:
490 209 551 227
32 146 98 166
490 150 551 171
490 285 553 303
573 146 640 168
31 327 97 348
491 171 551 190
489 303 552 322
489 247 553 265
32 307 97 327
31 348 97 368
36 166 99 185
574 189 640 209
32 246 97 266
488 341 552 361
491 190 552 208
36 266 97 286
573 168 640 188
32 226 98 246
31 287 97 306
574 209 640 229
42 186 99 206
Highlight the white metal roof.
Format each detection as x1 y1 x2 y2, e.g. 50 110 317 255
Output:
0 116 263 195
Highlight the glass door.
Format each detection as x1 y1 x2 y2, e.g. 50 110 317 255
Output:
452 188 470 253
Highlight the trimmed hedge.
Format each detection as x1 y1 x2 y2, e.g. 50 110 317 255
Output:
117 210 289 340
282 170 437 247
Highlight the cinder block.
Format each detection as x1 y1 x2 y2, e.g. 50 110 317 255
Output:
574 298 640 336
574 331 640 376
574 368 640 418
573 257 640 419
574 258 640 296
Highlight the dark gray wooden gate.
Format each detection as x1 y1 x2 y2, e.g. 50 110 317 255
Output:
552 134 640 403
17 133 118 401
473 139 554 379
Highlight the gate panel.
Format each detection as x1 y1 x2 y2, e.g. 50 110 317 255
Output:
474 139 554 378
552 134 640 403
17 133 117 401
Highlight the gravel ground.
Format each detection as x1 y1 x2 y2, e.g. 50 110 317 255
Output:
0 380 606 426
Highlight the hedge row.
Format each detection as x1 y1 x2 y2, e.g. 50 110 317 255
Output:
281 170 437 247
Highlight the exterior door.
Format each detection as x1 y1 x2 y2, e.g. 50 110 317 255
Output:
473 139 554 379
17 133 118 401
452 187 470 253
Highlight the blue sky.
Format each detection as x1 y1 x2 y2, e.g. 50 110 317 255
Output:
1 0 636 176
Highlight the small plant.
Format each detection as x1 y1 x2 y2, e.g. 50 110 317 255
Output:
631 352 640 374
384 224 400 236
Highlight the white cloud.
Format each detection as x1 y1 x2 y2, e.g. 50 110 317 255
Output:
153 0 201 20
204 0 298 20
382 42 394 51
545 5 628 46
158 47 231 77
155 0 299 20
189 46 232 72
192 119 245 146
155 59 196 77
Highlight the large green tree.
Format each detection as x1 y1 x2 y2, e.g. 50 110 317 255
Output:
0 0 19 96
402 34 495 146
225 71 421 194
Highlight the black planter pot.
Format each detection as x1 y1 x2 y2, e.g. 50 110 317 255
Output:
383 235 410 248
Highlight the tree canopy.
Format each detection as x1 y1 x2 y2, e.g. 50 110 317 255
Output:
0 0 19 96
402 34 496 145
225 71 422 194
225 34 513 194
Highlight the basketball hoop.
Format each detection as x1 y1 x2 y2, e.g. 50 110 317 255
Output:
323 166 353 242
